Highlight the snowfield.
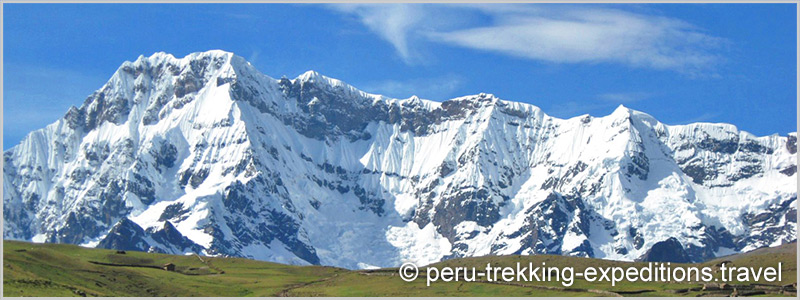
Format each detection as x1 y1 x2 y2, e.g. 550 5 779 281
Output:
3 50 796 269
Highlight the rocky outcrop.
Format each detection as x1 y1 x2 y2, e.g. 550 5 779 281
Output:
3 50 796 269
638 237 692 263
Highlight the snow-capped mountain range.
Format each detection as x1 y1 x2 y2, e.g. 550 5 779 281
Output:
4 50 797 269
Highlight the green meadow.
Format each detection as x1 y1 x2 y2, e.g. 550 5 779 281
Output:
3 240 796 297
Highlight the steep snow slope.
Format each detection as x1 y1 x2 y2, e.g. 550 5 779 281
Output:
4 50 796 268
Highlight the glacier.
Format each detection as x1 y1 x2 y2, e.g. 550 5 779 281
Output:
3 50 796 269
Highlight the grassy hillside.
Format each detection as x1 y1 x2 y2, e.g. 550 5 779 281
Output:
3 240 796 297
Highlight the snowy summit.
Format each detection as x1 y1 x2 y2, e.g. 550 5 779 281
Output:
3 50 797 269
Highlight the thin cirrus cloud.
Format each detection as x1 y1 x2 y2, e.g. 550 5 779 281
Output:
331 4 427 64
330 4 727 74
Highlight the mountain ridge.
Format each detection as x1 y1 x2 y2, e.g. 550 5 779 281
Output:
4 50 796 269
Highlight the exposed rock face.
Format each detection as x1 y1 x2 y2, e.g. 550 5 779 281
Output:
96 218 204 254
3 50 797 268
96 218 150 252
638 237 691 263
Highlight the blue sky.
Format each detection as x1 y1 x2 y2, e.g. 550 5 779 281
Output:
3 3 797 149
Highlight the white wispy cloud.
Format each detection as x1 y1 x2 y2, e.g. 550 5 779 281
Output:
329 4 726 74
248 48 261 65
330 4 429 63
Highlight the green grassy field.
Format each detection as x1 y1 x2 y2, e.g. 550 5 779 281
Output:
3 240 796 297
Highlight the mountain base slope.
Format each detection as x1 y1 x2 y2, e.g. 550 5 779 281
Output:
4 240 796 297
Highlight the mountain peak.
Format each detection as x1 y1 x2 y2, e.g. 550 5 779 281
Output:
290 69 390 106
297 70 322 82
131 50 243 71
611 104 631 115
293 70 351 90
4 50 796 269
451 92 500 103
172 49 235 60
